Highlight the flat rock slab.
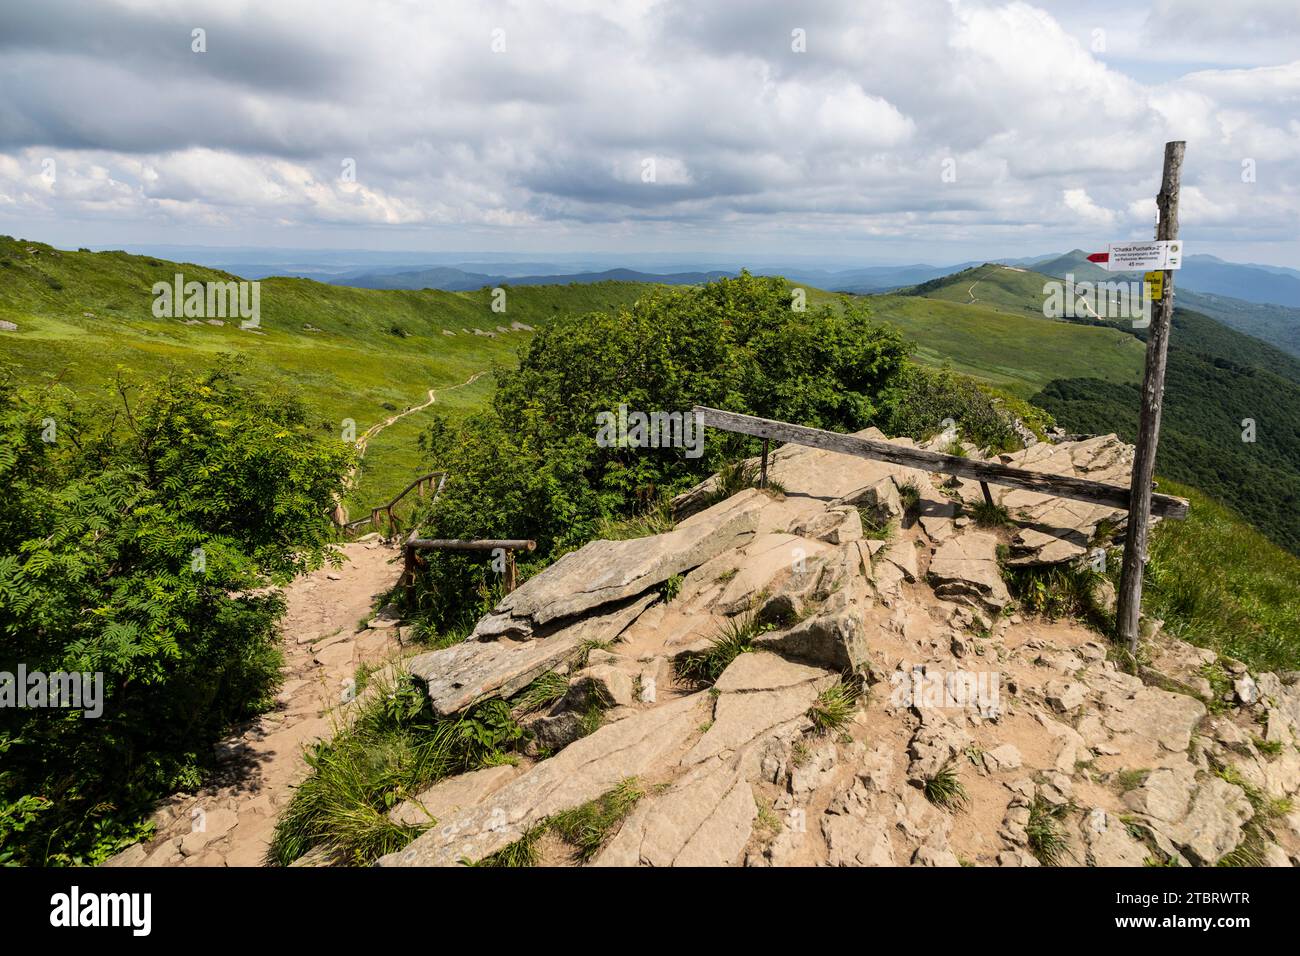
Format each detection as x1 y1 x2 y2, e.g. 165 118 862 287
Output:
594 760 755 867
616 603 720 660
764 428 932 502
823 813 896 866
677 533 832 616
926 531 1011 612
377 692 711 866
472 491 766 639
1101 686 1206 753
684 652 833 766
975 435 1137 566
388 764 519 827
410 593 656 716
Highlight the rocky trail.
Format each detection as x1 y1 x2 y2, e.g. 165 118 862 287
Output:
378 429 1300 868
108 425 1300 869
106 538 408 868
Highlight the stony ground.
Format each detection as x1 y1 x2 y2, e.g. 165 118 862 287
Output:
377 431 1300 868
106 539 406 868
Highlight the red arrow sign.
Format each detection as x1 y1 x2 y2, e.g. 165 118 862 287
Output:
1086 252 1109 264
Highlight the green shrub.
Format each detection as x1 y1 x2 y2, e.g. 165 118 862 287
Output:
0 361 351 864
881 364 1024 453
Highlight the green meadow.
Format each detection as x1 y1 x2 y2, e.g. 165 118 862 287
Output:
862 290 1146 397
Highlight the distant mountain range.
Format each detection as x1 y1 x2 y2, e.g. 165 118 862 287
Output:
330 261 1000 295
113 242 1300 358
333 266 735 291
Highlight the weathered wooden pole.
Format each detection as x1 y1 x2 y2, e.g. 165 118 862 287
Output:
1118 140 1185 656
505 550 518 593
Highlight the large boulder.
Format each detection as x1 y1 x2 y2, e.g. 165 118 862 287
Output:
754 607 870 673
1165 776 1253 865
408 592 656 716
472 490 767 639
754 543 874 672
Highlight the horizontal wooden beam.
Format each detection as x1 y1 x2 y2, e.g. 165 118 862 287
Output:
407 538 537 552
693 406 1189 520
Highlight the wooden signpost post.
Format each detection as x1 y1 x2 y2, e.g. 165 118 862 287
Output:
1116 140 1186 656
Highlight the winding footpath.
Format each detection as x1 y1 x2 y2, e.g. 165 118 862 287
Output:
342 370 489 497
105 540 407 868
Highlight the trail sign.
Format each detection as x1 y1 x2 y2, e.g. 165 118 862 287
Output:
1118 141 1186 658
1086 240 1184 272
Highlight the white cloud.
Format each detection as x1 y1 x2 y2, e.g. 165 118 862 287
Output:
1062 188 1118 227
0 0 1295 262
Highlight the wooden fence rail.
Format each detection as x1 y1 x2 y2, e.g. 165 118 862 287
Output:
402 537 537 605
693 406 1189 520
337 471 447 532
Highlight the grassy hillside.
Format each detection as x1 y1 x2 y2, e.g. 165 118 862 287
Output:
1035 250 1300 363
864 284 1146 398
1033 359 1300 554
0 236 650 510
907 262 1057 318
1143 479 1300 671
886 260 1300 557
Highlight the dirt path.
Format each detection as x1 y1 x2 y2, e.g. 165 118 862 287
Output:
342 370 489 497
107 540 408 868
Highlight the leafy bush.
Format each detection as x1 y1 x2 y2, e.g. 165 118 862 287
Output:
881 364 1027 453
0 361 351 864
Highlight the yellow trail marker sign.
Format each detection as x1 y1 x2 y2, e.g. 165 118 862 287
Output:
1144 270 1164 299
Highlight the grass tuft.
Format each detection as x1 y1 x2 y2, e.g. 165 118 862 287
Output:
969 499 1012 528
548 778 645 862
675 613 762 686
469 824 544 868
807 679 861 734
595 499 675 541
1005 562 1105 622
267 675 523 867
511 671 569 716
1026 795 1070 866
923 762 969 812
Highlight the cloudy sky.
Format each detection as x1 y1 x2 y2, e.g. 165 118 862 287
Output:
1 0 1297 266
